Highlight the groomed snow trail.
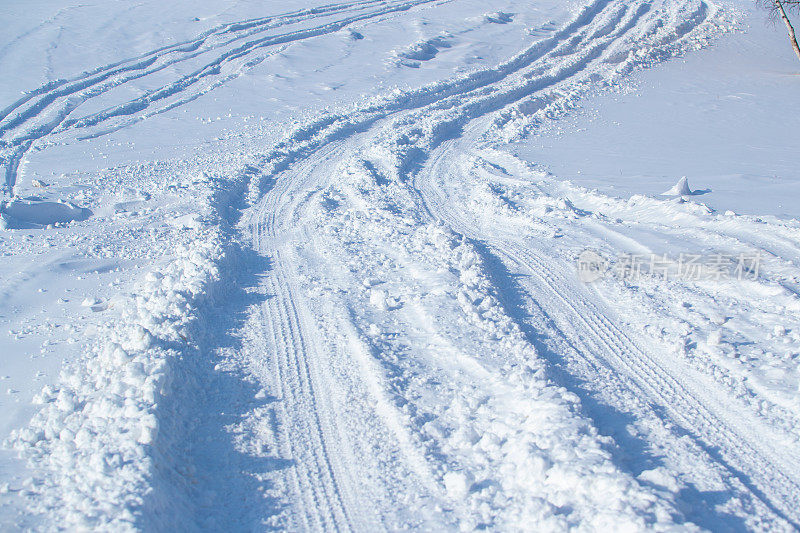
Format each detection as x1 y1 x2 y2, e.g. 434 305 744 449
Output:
7 0 800 530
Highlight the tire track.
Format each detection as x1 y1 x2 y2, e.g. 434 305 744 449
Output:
0 0 439 195
235 0 728 527
415 133 800 528
237 0 642 210
0 0 399 130
261 265 355 531
505 242 800 527
244 133 393 529
250 175 354 530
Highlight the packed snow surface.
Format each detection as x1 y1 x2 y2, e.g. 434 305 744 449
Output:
1 0 799 531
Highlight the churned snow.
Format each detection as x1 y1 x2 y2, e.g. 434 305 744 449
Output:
1 0 799 531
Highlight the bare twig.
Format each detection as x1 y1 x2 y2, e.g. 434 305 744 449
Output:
758 0 800 61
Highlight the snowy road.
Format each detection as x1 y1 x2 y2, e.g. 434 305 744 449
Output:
2 0 800 530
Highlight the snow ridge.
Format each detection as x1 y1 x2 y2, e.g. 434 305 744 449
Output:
7 178 227 528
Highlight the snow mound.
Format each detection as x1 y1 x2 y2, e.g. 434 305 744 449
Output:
395 35 452 66
485 12 514 24
661 176 693 196
1 199 91 228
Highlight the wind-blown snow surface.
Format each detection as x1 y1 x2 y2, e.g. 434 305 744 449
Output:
0 0 798 530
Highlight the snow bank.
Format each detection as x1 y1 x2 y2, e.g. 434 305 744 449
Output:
7 224 223 528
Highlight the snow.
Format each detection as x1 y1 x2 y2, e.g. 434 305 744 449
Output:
1 199 91 228
661 176 694 197
512 5 800 219
1 0 799 530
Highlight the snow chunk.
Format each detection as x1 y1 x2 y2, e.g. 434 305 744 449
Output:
707 330 723 346
2 199 91 227
443 471 473 499
362 277 381 288
369 288 400 310
170 213 202 229
661 176 693 197
638 467 681 493
485 11 514 24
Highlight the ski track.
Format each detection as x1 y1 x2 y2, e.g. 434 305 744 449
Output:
10 0 800 529
0 0 442 196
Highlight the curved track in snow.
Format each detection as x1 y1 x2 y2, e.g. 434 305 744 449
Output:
416 136 800 529
0 0 441 196
9 0 800 530
233 0 798 529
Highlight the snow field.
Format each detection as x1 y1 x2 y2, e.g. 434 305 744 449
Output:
2 0 799 530
455 148 800 437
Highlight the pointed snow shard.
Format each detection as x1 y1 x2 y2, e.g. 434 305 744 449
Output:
662 176 693 197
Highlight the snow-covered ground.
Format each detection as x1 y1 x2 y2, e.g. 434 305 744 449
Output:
513 7 800 219
1 0 799 530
